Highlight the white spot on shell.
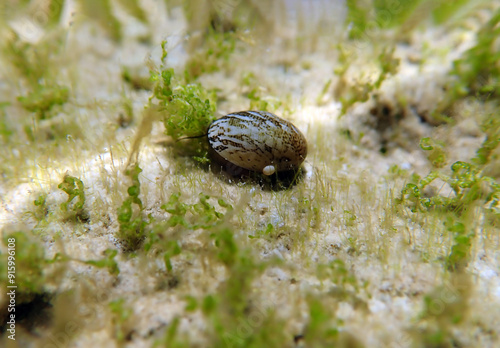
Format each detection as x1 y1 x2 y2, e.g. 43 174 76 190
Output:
263 165 276 176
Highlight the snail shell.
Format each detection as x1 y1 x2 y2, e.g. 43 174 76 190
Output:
207 111 307 175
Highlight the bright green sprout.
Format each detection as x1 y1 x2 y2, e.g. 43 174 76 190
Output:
150 41 217 163
58 175 88 222
117 165 150 251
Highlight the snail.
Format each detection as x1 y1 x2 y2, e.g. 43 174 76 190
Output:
207 111 307 176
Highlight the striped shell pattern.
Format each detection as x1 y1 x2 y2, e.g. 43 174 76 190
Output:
207 111 307 175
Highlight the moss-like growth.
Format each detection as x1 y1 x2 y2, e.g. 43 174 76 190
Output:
303 296 363 348
240 72 285 112
128 40 219 166
117 0 148 23
3 30 57 88
431 0 470 24
151 202 284 346
58 174 89 222
150 41 217 163
122 67 153 91
451 8 500 99
444 219 472 272
1 2 499 347
247 87 282 112
77 0 123 42
84 249 120 275
2 27 74 144
398 120 500 271
161 316 191 348
58 175 85 211
184 30 237 81
316 259 359 289
160 81 216 141
0 230 48 303
397 161 499 215
30 193 50 228
348 0 470 38
247 223 274 240
374 0 425 27
434 8 500 116
145 192 232 271
117 165 150 251
18 85 69 119
345 0 371 40
45 0 65 27
0 102 13 142
335 48 400 115
3 32 70 119
109 298 134 342
201 228 285 347
160 192 231 229
420 137 447 168
414 274 472 347
472 115 500 169
398 117 500 216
